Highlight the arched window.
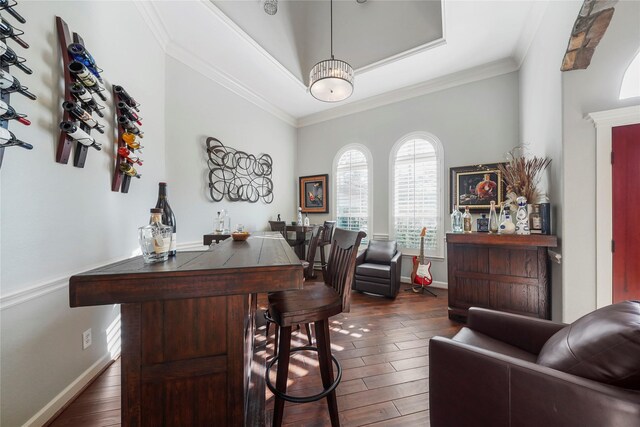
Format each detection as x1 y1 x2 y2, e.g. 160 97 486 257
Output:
334 145 371 239
620 49 640 100
390 133 444 257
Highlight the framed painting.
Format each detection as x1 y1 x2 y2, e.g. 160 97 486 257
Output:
299 174 328 213
450 163 506 212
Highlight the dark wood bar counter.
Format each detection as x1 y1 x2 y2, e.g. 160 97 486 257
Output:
69 232 303 426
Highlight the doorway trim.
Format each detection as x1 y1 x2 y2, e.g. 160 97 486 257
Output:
587 105 640 308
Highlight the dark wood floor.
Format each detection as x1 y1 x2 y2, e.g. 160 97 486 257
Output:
50 286 461 426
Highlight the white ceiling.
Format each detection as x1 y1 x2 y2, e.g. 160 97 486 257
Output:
136 0 549 126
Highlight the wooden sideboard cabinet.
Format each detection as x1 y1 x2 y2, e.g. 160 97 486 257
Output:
446 233 558 320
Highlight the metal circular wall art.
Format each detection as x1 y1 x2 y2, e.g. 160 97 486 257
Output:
206 137 274 204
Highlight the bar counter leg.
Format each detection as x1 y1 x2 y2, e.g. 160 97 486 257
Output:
121 303 141 427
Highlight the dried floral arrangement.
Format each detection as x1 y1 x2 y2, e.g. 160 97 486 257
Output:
498 146 551 204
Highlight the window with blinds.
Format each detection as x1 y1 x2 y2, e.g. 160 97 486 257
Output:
392 138 439 254
335 149 369 239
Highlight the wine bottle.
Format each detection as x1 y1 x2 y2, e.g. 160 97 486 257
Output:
67 43 101 79
0 0 26 24
59 121 101 150
118 115 143 136
117 101 142 125
62 101 104 134
118 146 143 165
70 82 104 118
119 162 141 178
156 182 177 256
0 15 28 49
0 127 32 149
0 99 29 125
122 132 143 151
113 85 139 111
0 69 35 100
68 61 106 101
0 42 32 74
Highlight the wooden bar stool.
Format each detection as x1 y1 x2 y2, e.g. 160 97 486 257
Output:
318 220 336 276
266 228 366 427
265 225 322 356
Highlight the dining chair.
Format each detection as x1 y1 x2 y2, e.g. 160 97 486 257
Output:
268 220 287 238
269 220 306 260
318 220 336 276
265 225 322 356
266 228 366 427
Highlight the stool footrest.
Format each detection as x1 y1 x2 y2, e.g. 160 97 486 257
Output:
266 345 342 404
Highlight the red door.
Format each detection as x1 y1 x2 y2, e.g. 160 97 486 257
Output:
612 123 640 302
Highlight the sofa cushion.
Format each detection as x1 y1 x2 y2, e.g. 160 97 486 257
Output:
364 240 397 264
537 300 640 389
356 263 391 279
452 327 538 363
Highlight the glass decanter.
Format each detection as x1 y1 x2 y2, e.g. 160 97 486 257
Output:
488 200 499 233
139 208 172 263
451 205 463 233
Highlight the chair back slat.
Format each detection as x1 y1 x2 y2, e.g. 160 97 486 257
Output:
321 221 337 245
268 221 287 239
304 225 322 278
324 228 366 313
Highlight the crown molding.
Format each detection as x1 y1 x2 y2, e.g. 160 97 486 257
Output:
133 0 171 51
586 104 640 127
297 58 519 128
165 41 298 127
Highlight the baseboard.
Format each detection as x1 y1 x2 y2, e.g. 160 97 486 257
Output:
401 276 448 289
24 354 115 427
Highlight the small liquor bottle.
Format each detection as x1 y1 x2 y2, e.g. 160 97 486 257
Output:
477 214 489 232
304 213 310 227
499 206 516 234
451 205 463 233
462 206 472 233
138 208 172 264
529 204 543 234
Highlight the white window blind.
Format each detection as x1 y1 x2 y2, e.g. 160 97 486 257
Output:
336 149 368 239
393 139 439 252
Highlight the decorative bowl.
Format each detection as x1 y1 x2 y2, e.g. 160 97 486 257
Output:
231 231 250 241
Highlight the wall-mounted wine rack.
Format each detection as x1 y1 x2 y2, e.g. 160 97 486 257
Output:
55 16 106 168
0 0 34 170
111 85 142 193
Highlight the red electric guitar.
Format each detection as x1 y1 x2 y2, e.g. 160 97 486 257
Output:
411 227 435 295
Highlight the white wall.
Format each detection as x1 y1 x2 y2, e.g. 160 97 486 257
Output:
518 0 581 321
561 0 640 322
0 2 166 425
297 72 520 282
164 56 297 243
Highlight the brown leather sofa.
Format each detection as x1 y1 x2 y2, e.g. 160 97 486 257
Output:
352 240 401 298
430 303 640 427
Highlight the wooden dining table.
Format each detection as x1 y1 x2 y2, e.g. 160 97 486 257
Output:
69 232 303 426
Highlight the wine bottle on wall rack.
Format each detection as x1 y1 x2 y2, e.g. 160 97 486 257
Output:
117 101 142 125
0 15 28 49
118 147 143 165
0 0 26 24
0 99 29 125
70 82 104 117
59 121 101 150
156 182 177 256
0 69 35 99
67 43 102 79
113 85 139 111
117 115 143 136
62 101 104 133
119 162 141 178
68 61 106 101
0 42 32 74
0 127 32 149
122 132 143 151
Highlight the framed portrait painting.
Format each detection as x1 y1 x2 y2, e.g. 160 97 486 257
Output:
450 163 506 212
299 174 329 213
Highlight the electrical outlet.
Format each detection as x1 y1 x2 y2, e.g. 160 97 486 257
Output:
82 328 92 350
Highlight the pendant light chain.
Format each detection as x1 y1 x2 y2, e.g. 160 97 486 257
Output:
330 0 334 59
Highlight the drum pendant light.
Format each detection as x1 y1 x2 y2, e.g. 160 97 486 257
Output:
308 0 354 102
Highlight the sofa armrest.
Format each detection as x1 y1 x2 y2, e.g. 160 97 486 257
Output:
390 250 402 295
355 249 366 266
467 307 566 355
429 337 640 427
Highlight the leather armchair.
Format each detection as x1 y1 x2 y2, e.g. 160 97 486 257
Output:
430 306 640 427
352 240 401 298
